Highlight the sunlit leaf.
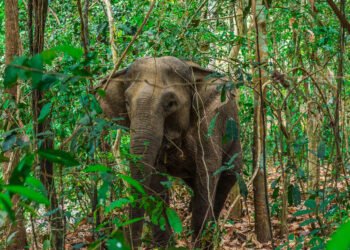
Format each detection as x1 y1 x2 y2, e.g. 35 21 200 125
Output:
326 220 350 250
6 185 49 205
84 164 110 173
166 207 182 233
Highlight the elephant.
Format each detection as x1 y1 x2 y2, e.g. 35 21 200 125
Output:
98 56 242 249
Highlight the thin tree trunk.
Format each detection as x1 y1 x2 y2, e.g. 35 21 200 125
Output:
29 1 64 249
101 0 118 63
226 0 247 220
334 0 345 187
307 100 320 191
3 1 28 249
252 0 273 244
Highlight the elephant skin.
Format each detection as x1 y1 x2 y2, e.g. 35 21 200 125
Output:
98 56 242 249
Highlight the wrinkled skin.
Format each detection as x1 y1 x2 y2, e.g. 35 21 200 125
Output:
99 56 242 249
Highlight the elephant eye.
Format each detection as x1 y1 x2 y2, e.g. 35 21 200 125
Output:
164 99 178 113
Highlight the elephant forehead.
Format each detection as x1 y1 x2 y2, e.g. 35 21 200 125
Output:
128 57 193 84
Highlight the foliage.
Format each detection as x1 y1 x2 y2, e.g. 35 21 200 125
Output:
0 0 349 248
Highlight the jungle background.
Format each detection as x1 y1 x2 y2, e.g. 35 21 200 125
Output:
0 0 350 249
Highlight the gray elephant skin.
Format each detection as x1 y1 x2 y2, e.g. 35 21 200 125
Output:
99 56 242 249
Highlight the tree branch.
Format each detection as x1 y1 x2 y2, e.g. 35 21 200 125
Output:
326 0 350 34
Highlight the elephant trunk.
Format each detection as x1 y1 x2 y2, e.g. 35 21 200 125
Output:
127 115 164 248
129 121 164 183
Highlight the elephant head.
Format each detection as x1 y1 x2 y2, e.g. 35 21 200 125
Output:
99 57 212 175
98 56 218 247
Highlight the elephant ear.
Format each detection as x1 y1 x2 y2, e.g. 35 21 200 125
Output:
97 68 130 127
184 60 221 86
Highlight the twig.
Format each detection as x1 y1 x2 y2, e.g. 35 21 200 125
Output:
102 0 156 93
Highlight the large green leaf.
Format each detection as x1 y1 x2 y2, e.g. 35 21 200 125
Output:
0 193 14 221
166 207 183 233
118 174 146 195
223 118 239 143
9 154 34 186
42 45 83 64
207 113 219 138
30 54 44 88
105 198 131 213
3 56 27 88
84 164 110 173
6 185 49 205
38 102 52 123
326 220 350 250
38 149 80 166
3 65 18 88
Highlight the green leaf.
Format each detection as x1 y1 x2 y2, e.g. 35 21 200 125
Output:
107 238 130 250
236 173 248 199
25 176 45 191
0 153 9 163
293 209 313 216
3 56 27 88
38 102 52 123
3 65 18 88
118 174 146 195
317 141 326 160
305 199 316 210
84 164 111 173
207 113 219 138
118 217 143 227
6 185 49 205
288 184 301 206
292 184 301 206
30 54 44 88
9 154 34 186
0 193 14 221
220 86 226 102
97 89 106 98
106 198 131 213
223 118 239 143
42 45 83 64
326 220 350 250
2 133 16 151
38 149 80 166
299 218 317 227
166 207 183 233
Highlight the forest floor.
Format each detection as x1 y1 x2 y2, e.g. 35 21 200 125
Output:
62 169 318 250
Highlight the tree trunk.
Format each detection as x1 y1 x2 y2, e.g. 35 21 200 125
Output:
252 0 273 243
29 1 64 249
3 1 28 249
307 101 320 191
226 0 248 220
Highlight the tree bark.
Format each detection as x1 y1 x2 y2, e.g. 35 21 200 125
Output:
226 0 248 220
29 1 64 249
252 0 273 244
3 1 28 249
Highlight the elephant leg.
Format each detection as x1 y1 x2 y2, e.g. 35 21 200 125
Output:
191 171 219 249
214 172 237 218
149 173 172 248
128 206 144 249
